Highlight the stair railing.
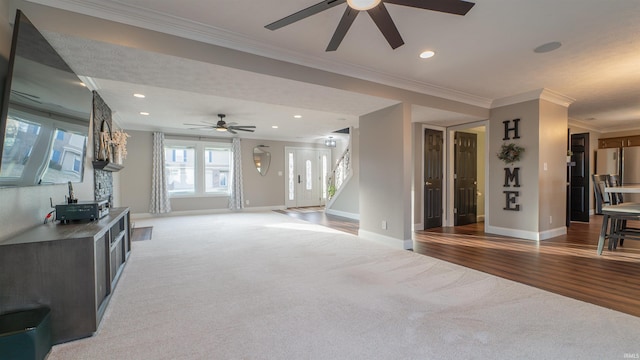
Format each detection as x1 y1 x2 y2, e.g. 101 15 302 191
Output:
328 147 351 200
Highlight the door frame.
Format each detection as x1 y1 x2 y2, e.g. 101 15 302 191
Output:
444 120 489 229
284 146 331 208
569 132 590 223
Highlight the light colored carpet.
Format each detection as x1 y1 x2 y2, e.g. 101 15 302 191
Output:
49 212 640 359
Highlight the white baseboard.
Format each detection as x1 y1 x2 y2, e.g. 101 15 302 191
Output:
358 229 413 250
132 205 286 219
485 225 567 241
413 222 424 231
324 208 360 220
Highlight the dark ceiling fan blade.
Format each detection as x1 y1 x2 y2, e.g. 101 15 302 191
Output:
229 126 256 132
384 0 475 15
367 3 404 49
227 128 237 134
184 123 211 127
326 6 359 51
265 0 347 30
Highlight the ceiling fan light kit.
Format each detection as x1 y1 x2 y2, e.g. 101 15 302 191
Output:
347 0 381 11
266 0 475 51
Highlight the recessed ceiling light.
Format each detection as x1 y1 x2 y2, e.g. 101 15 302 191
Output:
294 115 302 119
133 93 146 98
419 50 435 59
272 125 279 129
140 112 150 116
534 41 562 54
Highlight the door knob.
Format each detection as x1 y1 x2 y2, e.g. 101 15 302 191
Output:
425 181 432 186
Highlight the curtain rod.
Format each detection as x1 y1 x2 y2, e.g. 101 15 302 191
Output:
164 133 233 142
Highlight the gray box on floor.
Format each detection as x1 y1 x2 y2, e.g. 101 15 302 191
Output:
0 307 52 360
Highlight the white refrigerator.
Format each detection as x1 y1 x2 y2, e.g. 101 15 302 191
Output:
596 147 640 203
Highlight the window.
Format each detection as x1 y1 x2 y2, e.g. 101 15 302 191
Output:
204 147 230 193
51 149 61 163
288 152 295 201
164 139 231 197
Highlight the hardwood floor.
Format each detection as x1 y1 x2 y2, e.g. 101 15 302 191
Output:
275 207 359 236
278 208 640 318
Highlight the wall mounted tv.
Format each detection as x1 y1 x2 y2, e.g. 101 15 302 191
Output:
0 10 92 187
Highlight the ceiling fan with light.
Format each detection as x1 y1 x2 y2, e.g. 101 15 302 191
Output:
185 114 256 134
265 0 475 51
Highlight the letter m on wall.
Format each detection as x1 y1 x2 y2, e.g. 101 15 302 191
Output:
504 167 521 187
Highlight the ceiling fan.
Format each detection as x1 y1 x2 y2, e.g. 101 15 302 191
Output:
185 114 256 134
265 0 475 51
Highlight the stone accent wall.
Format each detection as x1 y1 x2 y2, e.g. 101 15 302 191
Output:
92 91 113 203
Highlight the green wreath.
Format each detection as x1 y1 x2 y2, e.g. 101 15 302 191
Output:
497 143 525 164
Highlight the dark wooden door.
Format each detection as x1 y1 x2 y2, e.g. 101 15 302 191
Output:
454 132 477 226
570 133 590 222
424 129 443 229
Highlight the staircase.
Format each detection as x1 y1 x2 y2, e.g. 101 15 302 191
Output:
327 146 351 204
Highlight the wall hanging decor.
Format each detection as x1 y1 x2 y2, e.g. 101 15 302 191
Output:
497 142 525 164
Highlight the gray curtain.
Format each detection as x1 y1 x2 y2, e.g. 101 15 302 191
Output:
149 132 171 214
229 138 244 211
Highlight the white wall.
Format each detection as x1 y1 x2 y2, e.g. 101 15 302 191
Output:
487 97 568 240
537 99 569 233
118 130 327 215
359 103 412 249
488 100 540 235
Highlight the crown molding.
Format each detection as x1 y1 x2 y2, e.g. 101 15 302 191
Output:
567 118 603 133
25 0 492 109
491 88 575 109
539 88 575 107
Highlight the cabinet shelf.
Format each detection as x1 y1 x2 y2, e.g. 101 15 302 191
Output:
92 161 123 172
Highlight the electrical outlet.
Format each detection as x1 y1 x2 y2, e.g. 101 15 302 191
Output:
245 200 250 205
381 220 387 230
550 216 552 224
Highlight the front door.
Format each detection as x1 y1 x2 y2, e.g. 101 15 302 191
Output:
285 147 329 208
570 133 590 222
454 132 477 226
424 128 443 229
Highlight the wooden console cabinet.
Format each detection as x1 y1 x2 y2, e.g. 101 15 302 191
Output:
0 208 131 344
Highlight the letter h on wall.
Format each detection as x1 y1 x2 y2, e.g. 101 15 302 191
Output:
503 118 521 140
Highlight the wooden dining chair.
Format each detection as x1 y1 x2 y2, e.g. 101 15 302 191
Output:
592 174 611 207
606 174 640 248
593 174 640 254
608 174 624 205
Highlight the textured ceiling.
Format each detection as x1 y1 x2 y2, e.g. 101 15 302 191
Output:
18 0 640 141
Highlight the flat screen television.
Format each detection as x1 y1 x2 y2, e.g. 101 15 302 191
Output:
0 10 92 187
